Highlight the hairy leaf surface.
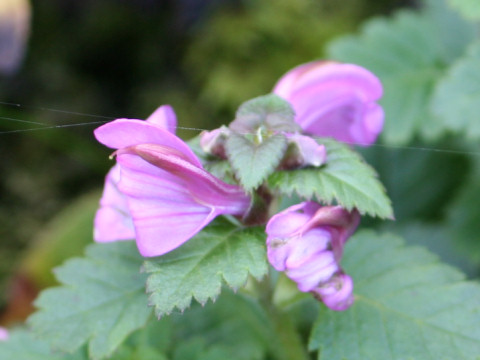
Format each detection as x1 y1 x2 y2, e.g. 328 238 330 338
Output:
144 220 268 317
268 138 393 218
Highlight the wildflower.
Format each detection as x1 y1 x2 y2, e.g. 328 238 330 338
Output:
0 327 8 341
94 105 177 243
266 202 360 311
280 133 326 169
273 61 384 146
94 106 250 257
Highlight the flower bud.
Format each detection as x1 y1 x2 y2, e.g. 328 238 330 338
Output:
280 133 326 169
266 202 360 311
200 126 231 159
0 327 9 341
273 61 384 146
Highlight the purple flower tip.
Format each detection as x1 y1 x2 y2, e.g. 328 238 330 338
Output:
200 126 231 159
273 61 384 146
281 133 327 169
0 327 9 341
266 202 360 311
94 106 250 257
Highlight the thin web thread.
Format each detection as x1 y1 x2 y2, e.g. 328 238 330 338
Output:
1 101 479 157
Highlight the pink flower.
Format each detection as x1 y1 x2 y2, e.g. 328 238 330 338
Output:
273 61 384 146
266 202 360 311
0 327 8 341
94 105 177 242
281 133 327 169
94 106 251 257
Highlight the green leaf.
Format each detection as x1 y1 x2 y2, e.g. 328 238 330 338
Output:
112 318 171 360
447 0 480 20
327 4 475 144
171 290 269 360
226 132 287 191
230 94 299 133
444 154 480 265
359 142 470 222
144 220 268 317
0 329 88 360
310 230 480 360
431 41 480 140
173 338 241 360
268 138 393 218
28 241 151 360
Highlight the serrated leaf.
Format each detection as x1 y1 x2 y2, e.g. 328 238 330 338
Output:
144 220 268 317
230 94 299 133
0 329 88 360
327 4 475 144
360 142 470 222
431 41 480 140
448 0 480 20
309 230 480 360
28 241 151 360
226 132 287 191
268 138 392 218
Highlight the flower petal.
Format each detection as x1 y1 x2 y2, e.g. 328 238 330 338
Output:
94 165 135 242
94 119 201 167
115 153 216 256
273 61 384 146
146 105 177 134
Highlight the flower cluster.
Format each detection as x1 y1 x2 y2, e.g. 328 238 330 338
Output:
266 202 360 311
94 105 250 257
94 60 383 310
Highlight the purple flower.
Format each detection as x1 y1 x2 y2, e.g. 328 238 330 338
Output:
266 202 360 311
94 106 251 257
281 133 327 169
94 105 177 243
0 327 8 341
273 61 384 146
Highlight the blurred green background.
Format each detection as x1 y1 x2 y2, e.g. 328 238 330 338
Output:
0 0 442 325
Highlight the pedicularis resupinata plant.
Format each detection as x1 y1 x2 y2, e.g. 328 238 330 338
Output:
4 2 480 355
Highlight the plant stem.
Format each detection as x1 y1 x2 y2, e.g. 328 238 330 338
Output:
256 276 310 360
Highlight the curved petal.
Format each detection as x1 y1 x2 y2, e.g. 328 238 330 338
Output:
287 252 339 292
146 105 177 134
117 143 250 212
116 152 249 256
94 119 201 167
273 61 384 146
313 273 354 311
116 154 215 256
94 165 135 242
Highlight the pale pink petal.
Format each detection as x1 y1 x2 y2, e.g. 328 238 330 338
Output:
273 61 384 146
313 273 354 311
94 120 201 167
146 105 177 133
94 165 135 242
115 150 249 257
0 327 8 341
266 202 359 311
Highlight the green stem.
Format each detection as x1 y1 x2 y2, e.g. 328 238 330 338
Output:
256 276 310 360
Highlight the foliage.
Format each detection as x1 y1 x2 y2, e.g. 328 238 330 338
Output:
447 0 480 19
3 0 480 360
327 0 476 144
144 220 268 317
28 242 151 360
310 231 480 359
269 138 393 218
